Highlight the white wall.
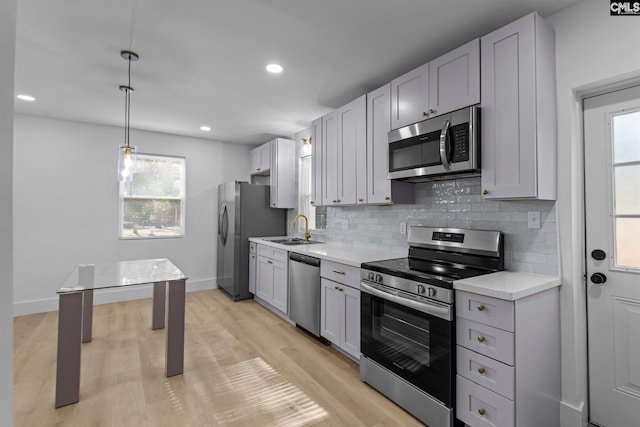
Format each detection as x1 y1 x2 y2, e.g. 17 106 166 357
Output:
13 115 251 315
547 1 640 426
0 0 16 424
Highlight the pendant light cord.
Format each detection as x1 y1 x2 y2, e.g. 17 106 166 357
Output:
124 57 132 149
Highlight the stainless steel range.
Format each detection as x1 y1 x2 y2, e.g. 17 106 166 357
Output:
360 226 503 427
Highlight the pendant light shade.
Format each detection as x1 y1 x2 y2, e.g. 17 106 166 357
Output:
117 50 139 182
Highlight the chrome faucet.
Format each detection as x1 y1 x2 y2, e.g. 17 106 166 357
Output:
292 214 311 241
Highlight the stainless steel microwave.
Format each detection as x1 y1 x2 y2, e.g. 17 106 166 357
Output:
388 106 479 181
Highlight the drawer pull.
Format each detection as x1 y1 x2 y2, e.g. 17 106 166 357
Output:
334 285 340 290
477 367 485 374
478 408 486 416
332 269 346 275
477 304 485 311
477 335 485 343
267 260 273 264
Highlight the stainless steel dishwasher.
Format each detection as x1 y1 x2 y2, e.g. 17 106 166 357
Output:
288 253 321 337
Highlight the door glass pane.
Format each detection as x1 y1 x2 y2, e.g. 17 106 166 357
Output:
615 218 640 268
614 165 640 215
613 110 640 163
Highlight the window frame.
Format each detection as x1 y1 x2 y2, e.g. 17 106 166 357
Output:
118 153 186 240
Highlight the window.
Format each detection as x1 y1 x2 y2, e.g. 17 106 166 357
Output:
120 154 186 239
298 154 326 231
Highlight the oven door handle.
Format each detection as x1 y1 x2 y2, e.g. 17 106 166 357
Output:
361 282 452 321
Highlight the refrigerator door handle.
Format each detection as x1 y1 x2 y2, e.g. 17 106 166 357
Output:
218 203 225 237
222 204 229 245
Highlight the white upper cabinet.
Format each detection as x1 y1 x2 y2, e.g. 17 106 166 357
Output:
269 138 296 208
322 95 366 206
391 39 480 130
249 143 271 175
428 39 480 118
391 63 429 130
366 83 414 205
480 12 557 200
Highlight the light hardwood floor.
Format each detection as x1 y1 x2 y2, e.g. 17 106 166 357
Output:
14 289 424 426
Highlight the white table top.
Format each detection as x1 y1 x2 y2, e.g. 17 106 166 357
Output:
58 258 187 293
453 271 561 301
249 237 406 267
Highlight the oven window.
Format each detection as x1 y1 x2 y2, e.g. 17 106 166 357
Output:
361 291 454 406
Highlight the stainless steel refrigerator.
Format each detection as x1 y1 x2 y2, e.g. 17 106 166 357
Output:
216 181 286 301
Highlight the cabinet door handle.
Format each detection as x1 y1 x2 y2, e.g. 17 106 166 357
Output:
358 198 364 202
332 199 337 203
332 269 345 275
337 199 341 203
429 108 436 114
482 189 489 195
477 304 485 311
267 260 273 264
477 367 485 374
334 285 340 290
422 111 428 117
477 335 485 343
478 408 486 416
257 168 261 171
310 201 314 205
384 196 390 201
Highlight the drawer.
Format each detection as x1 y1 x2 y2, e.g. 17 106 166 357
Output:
456 375 515 427
457 345 514 399
257 244 287 262
457 318 514 365
249 241 256 254
456 290 515 332
321 260 360 289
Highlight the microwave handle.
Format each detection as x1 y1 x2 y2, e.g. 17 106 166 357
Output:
439 119 452 171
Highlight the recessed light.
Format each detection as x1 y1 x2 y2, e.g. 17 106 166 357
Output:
266 63 283 74
17 94 36 102
200 126 211 132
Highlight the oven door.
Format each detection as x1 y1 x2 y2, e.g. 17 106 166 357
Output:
360 281 454 406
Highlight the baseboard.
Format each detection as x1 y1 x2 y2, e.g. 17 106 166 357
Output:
560 399 588 427
13 277 216 317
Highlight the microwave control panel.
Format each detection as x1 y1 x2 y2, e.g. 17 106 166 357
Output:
451 123 469 162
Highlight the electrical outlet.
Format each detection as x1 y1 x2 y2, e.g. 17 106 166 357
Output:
341 219 349 230
400 222 407 235
528 211 541 229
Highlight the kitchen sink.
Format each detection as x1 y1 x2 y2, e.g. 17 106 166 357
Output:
266 237 323 245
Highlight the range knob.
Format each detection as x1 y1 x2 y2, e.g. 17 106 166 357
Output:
416 285 426 294
368 272 374 281
375 274 383 283
428 288 437 297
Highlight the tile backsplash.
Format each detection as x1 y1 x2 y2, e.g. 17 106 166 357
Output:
289 177 558 275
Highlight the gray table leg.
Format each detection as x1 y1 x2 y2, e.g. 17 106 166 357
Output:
152 281 166 330
82 289 93 343
55 291 83 408
166 279 186 377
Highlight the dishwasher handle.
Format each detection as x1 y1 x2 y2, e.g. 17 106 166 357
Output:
289 253 321 267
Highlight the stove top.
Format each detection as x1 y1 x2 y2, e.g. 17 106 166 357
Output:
361 257 495 288
360 227 504 292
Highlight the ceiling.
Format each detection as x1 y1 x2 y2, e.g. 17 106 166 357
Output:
14 0 583 145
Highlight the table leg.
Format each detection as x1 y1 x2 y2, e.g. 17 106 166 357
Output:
82 289 93 343
152 281 166 330
166 279 186 377
55 291 83 408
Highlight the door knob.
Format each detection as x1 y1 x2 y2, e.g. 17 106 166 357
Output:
591 249 606 261
590 272 607 284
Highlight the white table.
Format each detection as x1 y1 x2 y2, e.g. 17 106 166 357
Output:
55 258 187 408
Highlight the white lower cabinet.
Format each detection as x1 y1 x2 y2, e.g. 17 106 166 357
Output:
255 244 288 313
320 260 360 359
455 288 560 427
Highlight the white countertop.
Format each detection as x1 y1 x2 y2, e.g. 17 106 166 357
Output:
453 271 561 301
249 237 406 267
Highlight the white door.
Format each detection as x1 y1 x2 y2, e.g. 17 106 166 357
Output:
584 85 640 427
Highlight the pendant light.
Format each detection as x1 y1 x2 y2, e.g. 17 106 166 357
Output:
117 50 139 182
